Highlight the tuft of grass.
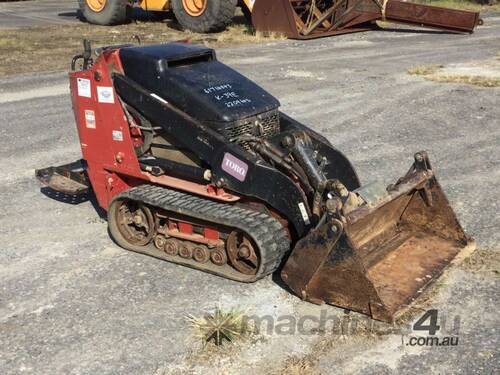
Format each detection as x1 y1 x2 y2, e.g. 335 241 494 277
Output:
185 305 252 347
215 24 286 44
408 64 444 76
276 357 319 375
429 74 500 87
408 63 500 87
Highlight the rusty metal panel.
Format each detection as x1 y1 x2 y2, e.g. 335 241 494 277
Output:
252 0 302 38
385 0 482 33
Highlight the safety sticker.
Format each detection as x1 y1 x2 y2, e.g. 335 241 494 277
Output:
84 110 96 129
112 130 123 142
298 202 310 225
97 86 115 104
77 78 91 98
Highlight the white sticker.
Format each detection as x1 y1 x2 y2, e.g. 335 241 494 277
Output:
84 110 96 129
298 202 310 225
77 78 91 98
97 86 115 103
112 130 123 141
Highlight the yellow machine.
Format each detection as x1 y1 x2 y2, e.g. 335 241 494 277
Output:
80 0 481 38
79 0 254 33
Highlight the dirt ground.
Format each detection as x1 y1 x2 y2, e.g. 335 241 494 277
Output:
0 17 285 77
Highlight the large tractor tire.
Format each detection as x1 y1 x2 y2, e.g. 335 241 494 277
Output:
240 1 252 24
172 0 237 33
78 0 132 25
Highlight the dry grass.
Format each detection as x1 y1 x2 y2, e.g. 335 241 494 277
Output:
407 64 445 76
0 20 284 77
408 63 500 87
271 314 391 375
460 248 500 274
185 305 252 347
215 24 286 44
275 356 319 375
429 74 500 86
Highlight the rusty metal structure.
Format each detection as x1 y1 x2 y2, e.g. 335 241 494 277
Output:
252 0 482 39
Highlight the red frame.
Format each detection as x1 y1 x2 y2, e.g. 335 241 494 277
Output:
69 49 240 211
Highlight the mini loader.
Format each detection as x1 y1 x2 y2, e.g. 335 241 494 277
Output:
36 41 474 322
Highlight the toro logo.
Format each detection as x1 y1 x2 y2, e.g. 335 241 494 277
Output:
222 153 248 182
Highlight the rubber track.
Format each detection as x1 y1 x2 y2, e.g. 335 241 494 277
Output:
116 185 291 280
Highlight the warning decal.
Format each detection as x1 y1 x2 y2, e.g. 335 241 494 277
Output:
77 78 91 98
84 110 96 129
97 86 115 104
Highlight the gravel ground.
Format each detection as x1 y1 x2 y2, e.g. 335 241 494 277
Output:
0 0 78 29
0 13 499 375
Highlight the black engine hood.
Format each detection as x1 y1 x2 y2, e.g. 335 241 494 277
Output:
119 43 280 123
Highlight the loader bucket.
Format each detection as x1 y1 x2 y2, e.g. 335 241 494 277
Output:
281 152 475 322
251 0 481 40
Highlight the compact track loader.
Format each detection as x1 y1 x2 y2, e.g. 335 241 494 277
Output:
36 41 474 322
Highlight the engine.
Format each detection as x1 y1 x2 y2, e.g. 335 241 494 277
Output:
119 44 281 149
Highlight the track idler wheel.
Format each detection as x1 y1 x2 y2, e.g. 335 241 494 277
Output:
227 231 259 275
109 198 155 247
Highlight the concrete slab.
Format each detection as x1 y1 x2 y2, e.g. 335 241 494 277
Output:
0 0 79 29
